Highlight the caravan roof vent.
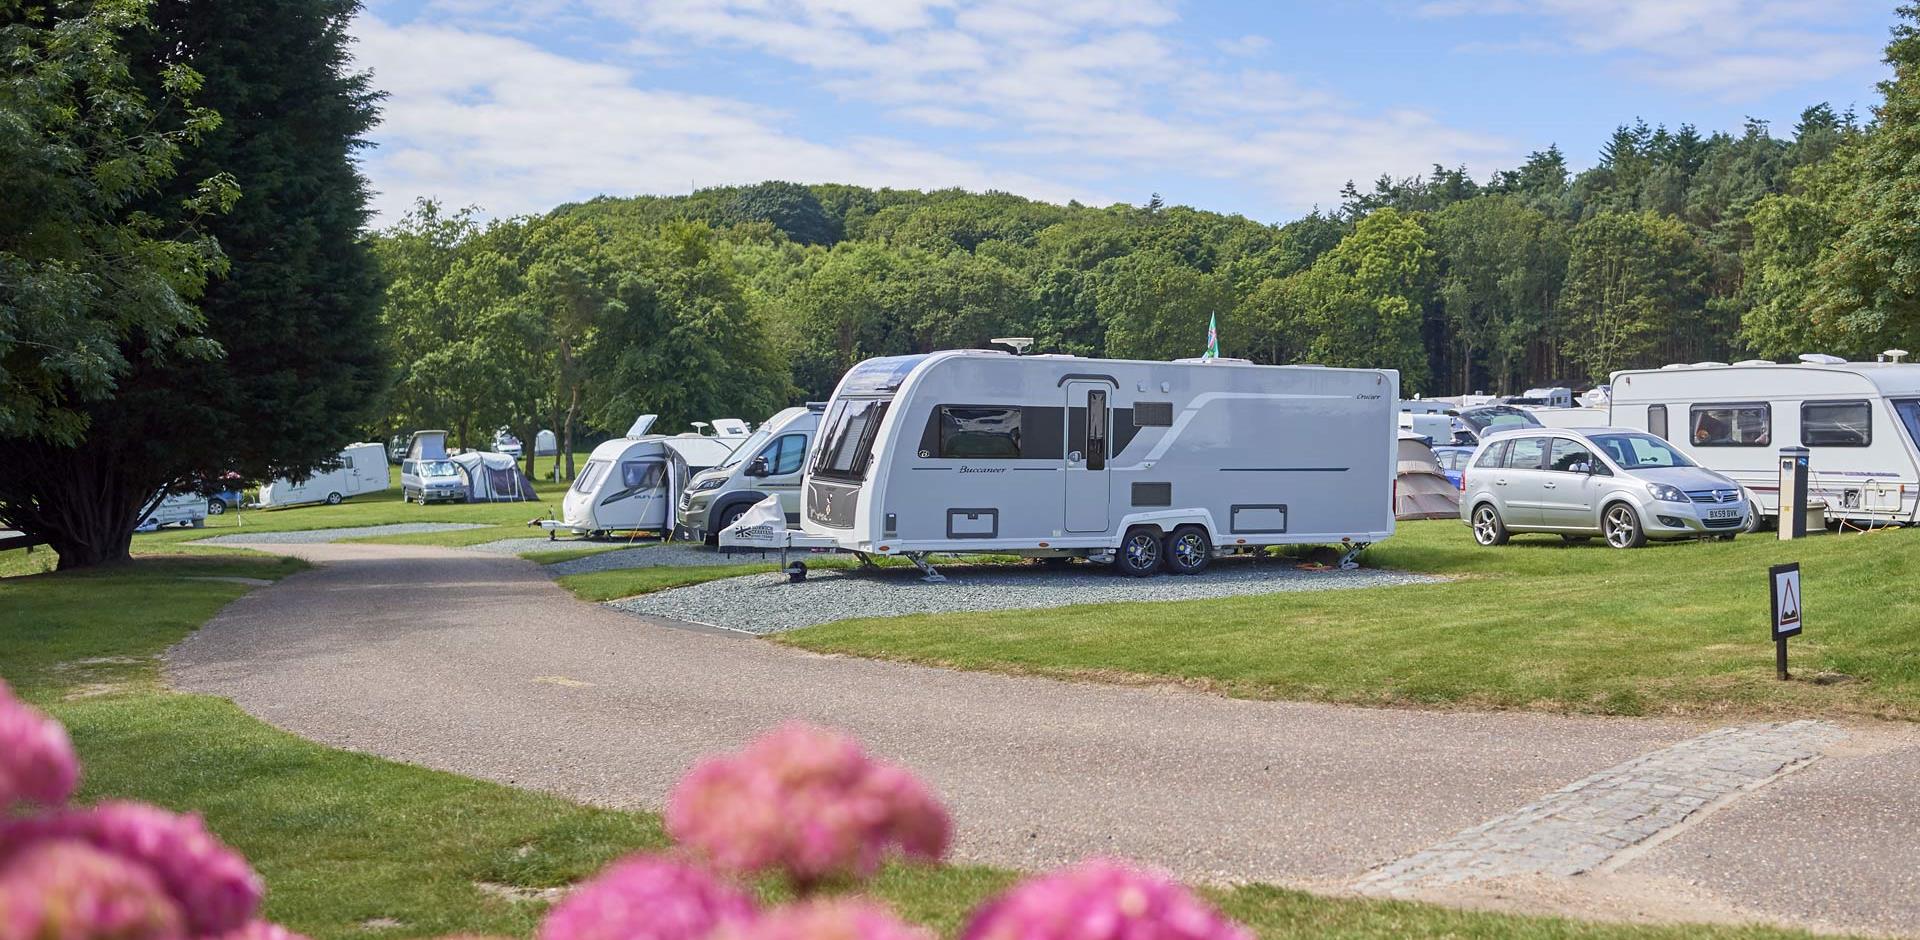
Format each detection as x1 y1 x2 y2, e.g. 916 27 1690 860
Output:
1691 361 1729 368
1798 353 1847 365
1881 349 1911 363
625 414 659 438
1734 359 1775 366
1660 363 1690 370
990 336 1034 355
1173 357 1252 364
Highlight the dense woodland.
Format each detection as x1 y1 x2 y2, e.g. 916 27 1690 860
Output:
377 5 1920 459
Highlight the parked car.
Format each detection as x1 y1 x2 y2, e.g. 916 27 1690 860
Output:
387 433 409 464
493 428 523 457
1451 404 1542 445
400 457 469 504
1430 445 1475 489
1461 427 1749 548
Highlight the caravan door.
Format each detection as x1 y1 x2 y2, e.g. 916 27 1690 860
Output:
1063 381 1111 533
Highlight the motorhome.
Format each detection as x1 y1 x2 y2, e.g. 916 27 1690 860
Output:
258 443 390 508
548 416 743 539
723 350 1398 578
677 403 826 544
1608 355 1920 526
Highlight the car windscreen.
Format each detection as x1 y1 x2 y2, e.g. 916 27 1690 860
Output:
1588 433 1696 469
1457 406 1542 433
719 426 775 470
421 461 460 477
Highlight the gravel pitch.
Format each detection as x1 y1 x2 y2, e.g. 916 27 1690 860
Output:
609 558 1442 634
543 543 765 576
461 537 575 556
197 523 491 545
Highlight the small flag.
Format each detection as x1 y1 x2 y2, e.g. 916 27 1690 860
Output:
1204 312 1219 359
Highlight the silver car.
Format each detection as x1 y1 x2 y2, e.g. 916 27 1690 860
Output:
1460 427 1749 548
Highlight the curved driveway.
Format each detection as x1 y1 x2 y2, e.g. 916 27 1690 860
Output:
166 542 1919 933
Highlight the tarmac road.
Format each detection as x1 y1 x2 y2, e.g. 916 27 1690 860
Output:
166 542 1920 935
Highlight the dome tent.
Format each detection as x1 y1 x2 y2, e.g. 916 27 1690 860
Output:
450 451 538 502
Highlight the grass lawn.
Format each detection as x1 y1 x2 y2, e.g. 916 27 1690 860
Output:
1 553 1828 940
780 520 1920 721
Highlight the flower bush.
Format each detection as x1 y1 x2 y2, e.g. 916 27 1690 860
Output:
2 693 1253 940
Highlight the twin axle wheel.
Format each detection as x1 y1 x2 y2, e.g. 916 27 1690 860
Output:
1113 525 1212 577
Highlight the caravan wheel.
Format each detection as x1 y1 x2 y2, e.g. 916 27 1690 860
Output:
1113 527 1164 577
325 492 343 505
1164 526 1212 575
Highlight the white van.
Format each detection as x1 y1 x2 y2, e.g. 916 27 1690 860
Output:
258 443 390 508
1609 356 1920 526
725 350 1397 578
676 404 825 544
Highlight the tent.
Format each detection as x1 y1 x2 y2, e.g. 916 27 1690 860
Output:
450 451 538 502
534 429 558 456
1396 431 1461 520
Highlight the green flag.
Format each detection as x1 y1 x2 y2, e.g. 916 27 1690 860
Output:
1205 312 1219 359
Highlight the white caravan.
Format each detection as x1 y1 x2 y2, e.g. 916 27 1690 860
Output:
258 442 390 508
550 415 743 538
1609 357 1920 526
135 492 207 531
724 350 1397 577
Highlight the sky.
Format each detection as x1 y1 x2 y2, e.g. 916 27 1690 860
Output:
353 0 1900 226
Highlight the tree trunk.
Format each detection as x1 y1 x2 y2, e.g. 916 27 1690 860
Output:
0 439 161 571
562 384 580 479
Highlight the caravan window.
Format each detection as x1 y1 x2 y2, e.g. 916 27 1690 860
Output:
1896 400 1920 449
937 407 1023 459
573 460 608 493
1647 405 1668 440
815 399 888 481
1801 401 1871 447
1690 403 1770 447
621 461 664 489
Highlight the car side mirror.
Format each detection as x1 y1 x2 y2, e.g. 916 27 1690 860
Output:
746 456 770 477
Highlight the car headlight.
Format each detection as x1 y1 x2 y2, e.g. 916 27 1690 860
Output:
1646 482 1688 503
691 477 726 492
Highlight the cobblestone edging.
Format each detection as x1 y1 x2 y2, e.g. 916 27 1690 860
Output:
1354 719 1846 895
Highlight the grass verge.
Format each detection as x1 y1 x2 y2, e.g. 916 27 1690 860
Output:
2 553 1829 939
779 520 1920 721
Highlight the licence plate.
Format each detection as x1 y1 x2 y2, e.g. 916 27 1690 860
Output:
1707 508 1738 520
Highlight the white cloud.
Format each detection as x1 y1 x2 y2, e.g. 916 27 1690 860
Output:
1424 0 1881 94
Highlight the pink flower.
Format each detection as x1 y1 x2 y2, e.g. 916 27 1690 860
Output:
711 900 931 940
0 840 185 940
0 679 80 810
665 723 950 886
959 861 1251 940
537 855 755 940
0 803 262 937
201 923 307 940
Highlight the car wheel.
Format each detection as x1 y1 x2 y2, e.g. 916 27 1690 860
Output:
708 503 749 546
1603 503 1647 549
1164 525 1212 575
1112 527 1164 577
325 492 343 505
1740 500 1768 533
1471 504 1509 546
206 499 226 516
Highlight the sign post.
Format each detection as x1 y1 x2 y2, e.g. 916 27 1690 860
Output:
1769 562 1802 680
1778 446 1809 540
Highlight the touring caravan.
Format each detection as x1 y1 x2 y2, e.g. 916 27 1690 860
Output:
1609 357 1920 526
258 443 390 508
724 350 1397 577
135 492 207 531
676 403 826 544
548 415 743 538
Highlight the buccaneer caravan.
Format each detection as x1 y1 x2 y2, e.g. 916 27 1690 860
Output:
546 415 743 539
723 350 1398 578
1609 356 1920 527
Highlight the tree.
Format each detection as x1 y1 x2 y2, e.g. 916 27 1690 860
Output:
0 1 232 446
1 0 386 568
1093 252 1230 362
1559 212 1705 382
725 181 838 246
1807 4 1920 352
1432 196 1568 393
1276 208 1434 391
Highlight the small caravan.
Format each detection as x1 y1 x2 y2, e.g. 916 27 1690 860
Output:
135 492 207 531
258 442 390 508
551 415 744 538
724 350 1397 577
1609 356 1920 526
676 403 826 544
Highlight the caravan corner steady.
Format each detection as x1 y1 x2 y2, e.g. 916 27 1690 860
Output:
721 349 1398 580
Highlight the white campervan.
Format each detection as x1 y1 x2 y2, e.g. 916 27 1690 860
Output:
548 416 743 539
258 442 390 508
675 404 825 544
725 350 1398 578
1609 356 1920 526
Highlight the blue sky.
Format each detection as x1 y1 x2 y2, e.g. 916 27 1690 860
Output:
352 1 1898 225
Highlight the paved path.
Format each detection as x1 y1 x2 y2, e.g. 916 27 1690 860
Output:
167 542 1920 935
